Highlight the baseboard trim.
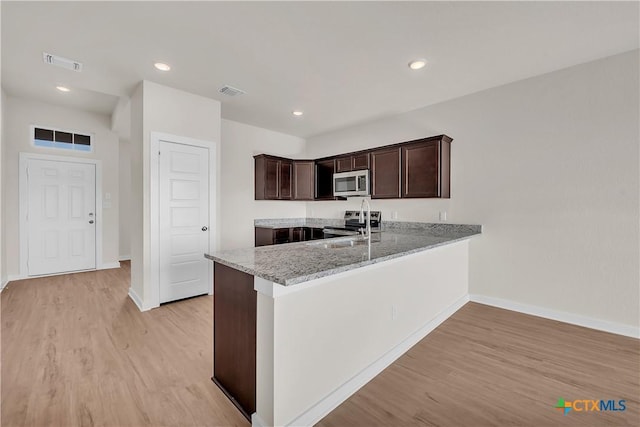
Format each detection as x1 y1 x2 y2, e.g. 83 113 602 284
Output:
128 287 144 311
7 274 26 282
469 294 640 339
99 262 121 270
251 413 267 427
285 293 470 427
119 255 131 261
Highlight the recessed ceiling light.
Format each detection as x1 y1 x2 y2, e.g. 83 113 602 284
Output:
292 110 304 117
56 85 70 92
154 62 171 71
408 59 427 70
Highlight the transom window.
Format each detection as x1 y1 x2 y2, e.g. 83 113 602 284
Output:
33 126 92 152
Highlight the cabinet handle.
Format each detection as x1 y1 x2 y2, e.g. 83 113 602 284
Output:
202 226 208 231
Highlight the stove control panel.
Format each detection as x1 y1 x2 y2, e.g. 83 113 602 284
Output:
344 210 381 221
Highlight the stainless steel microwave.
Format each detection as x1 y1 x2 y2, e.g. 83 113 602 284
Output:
333 170 370 197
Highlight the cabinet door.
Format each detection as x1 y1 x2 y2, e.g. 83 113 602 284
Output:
352 153 370 170
291 227 308 242
293 161 315 200
315 159 336 199
335 156 352 173
311 227 325 240
273 228 291 244
255 227 275 246
279 161 292 199
402 141 440 198
213 263 256 418
264 158 280 199
371 148 400 199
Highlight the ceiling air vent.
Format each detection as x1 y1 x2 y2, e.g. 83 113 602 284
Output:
219 85 245 97
42 52 83 72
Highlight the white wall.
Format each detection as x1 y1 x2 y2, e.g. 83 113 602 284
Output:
256 241 469 426
118 140 131 260
305 50 639 329
220 119 307 250
129 80 221 309
129 85 144 306
1 90 6 288
3 96 120 278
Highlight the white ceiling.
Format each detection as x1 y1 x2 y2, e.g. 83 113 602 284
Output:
2 1 638 138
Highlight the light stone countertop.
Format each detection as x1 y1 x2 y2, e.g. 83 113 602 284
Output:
253 218 345 229
206 222 481 286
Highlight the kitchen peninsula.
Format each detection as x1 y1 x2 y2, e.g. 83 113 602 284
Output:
206 221 481 427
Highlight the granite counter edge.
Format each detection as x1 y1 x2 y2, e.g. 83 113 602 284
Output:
205 232 479 286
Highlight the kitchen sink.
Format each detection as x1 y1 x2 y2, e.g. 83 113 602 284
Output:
307 236 369 249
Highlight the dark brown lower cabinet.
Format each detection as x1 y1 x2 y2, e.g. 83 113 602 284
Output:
255 227 291 246
213 262 256 420
255 227 324 246
291 227 308 242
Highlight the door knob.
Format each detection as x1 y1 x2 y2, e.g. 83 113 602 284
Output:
202 226 208 231
89 220 94 224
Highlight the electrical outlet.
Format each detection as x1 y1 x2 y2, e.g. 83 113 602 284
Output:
439 211 447 222
392 211 398 219
391 305 398 320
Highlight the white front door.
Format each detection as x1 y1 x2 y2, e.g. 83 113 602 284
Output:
159 141 210 303
27 159 96 275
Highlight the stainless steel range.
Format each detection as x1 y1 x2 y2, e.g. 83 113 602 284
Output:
323 210 382 238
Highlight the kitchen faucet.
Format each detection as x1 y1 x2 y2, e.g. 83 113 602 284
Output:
359 198 371 240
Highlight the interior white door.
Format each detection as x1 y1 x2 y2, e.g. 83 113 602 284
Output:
27 159 96 275
159 140 210 303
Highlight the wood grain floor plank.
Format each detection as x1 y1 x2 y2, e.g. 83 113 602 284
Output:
1 262 248 427
3 265 638 427
318 302 640 427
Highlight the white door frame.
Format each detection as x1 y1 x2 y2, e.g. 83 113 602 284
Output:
19 152 103 278
149 132 217 309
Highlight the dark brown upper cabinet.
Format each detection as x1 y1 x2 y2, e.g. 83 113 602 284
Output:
255 155 292 200
401 137 451 198
370 147 401 199
335 156 352 173
255 134 452 201
315 158 336 200
279 160 292 199
352 153 370 171
292 161 315 200
336 153 370 173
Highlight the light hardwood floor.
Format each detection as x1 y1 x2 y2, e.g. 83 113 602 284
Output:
2 263 638 427
1 262 247 427
319 302 640 427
